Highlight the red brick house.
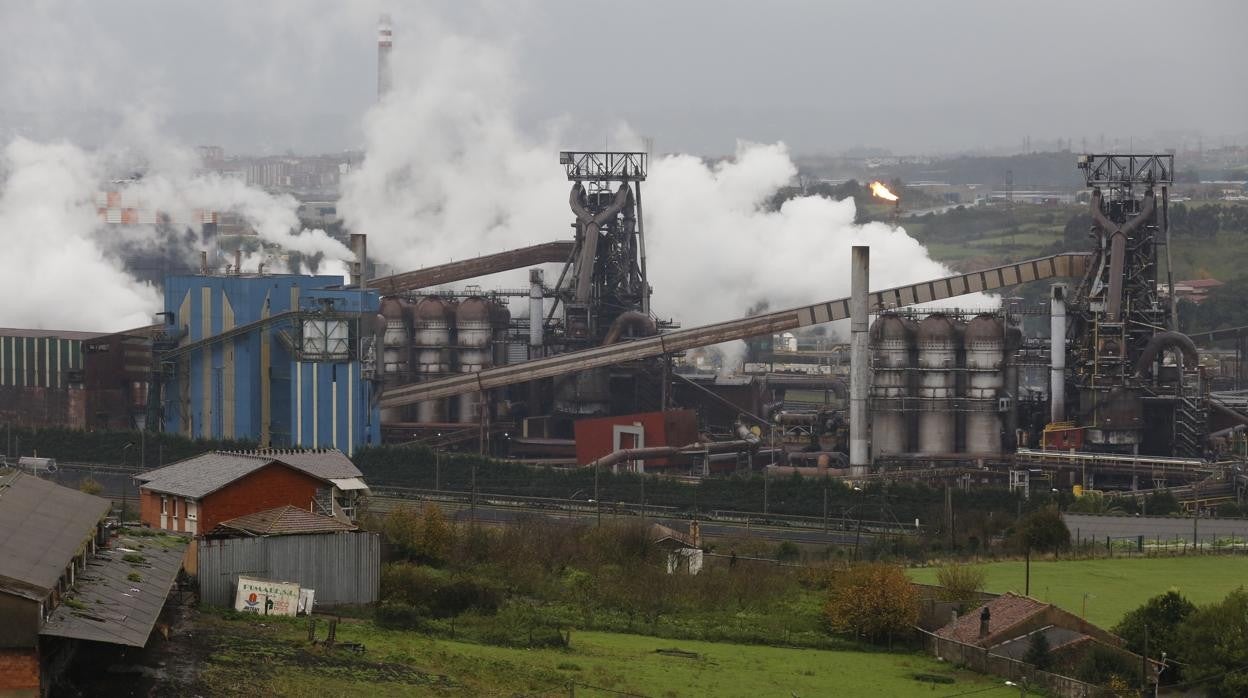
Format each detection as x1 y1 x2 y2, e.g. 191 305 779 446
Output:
134 450 368 536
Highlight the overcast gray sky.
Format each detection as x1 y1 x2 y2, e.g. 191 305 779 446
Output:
1 0 1245 156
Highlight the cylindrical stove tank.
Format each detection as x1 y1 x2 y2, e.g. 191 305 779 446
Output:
412 296 453 423
379 297 412 423
869 313 912 457
964 314 1005 455
916 313 959 454
456 296 493 423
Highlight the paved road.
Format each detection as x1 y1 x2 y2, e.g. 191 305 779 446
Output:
1064 512 1248 545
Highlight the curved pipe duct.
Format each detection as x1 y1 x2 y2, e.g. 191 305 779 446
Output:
1135 330 1199 377
570 182 633 303
601 310 657 345
1091 189 1155 322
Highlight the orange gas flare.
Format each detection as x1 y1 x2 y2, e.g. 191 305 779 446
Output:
869 181 899 202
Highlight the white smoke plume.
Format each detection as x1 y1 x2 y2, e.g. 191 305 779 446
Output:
0 138 160 331
0 116 354 331
342 21 992 341
340 30 566 274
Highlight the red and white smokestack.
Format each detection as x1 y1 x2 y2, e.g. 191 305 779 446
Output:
377 14 393 100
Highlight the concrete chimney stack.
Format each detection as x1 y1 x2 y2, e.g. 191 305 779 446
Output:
1050 284 1067 423
377 14 393 100
350 233 368 288
849 245 870 472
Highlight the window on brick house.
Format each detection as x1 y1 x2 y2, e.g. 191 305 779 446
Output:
172 498 178 518
160 495 168 515
186 499 198 520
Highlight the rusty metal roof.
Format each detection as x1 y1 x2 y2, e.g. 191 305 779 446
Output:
0 472 112 598
40 529 190 647
214 505 357 537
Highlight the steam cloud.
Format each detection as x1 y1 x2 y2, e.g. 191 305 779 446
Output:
0 123 353 332
341 18 993 340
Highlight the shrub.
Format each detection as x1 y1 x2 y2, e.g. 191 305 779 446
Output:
933 564 986 604
78 477 104 496
822 563 918 645
374 601 425 630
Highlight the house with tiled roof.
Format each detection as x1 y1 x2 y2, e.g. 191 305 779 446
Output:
211 505 358 537
932 592 1155 683
135 449 368 536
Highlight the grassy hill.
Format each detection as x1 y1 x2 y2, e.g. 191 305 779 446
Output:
909 556 1248 628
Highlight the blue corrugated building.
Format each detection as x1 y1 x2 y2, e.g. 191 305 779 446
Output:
160 274 380 454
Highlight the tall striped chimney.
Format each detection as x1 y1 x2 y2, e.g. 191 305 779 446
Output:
377 14 393 100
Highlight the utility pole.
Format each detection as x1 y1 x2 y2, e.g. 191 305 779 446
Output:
763 467 769 515
640 472 646 521
470 461 477 524
822 486 829 535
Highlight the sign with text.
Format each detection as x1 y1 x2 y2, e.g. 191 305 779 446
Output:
234 576 301 617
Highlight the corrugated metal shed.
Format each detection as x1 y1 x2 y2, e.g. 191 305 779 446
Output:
0 473 111 598
198 531 380 607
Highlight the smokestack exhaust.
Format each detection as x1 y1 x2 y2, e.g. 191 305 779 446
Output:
850 245 870 471
529 268 544 352
350 233 368 288
377 14 393 100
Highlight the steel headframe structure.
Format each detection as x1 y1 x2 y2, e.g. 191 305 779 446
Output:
1069 154 1204 456
557 151 651 345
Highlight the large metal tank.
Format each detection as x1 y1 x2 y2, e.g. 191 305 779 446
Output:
456 296 494 423
964 314 1005 455
379 297 412 423
869 313 912 457
916 314 959 454
412 296 453 423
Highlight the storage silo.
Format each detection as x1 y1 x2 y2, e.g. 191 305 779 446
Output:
916 314 959 454
869 313 912 457
379 297 412 423
964 314 1005 455
412 296 453 423
456 296 493 423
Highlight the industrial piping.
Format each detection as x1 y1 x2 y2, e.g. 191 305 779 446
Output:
584 437 759 473
602 310 658 345
1050 284 1066 423
1092 189 1155 322
849 245 870 471
1135 331 1199 378
379 252 1093 408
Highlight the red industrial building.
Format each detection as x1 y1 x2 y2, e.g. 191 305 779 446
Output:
573 409 699 468
134 450 369 537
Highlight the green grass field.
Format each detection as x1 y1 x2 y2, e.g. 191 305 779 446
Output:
198 611 1020 697
909 556 1248 628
